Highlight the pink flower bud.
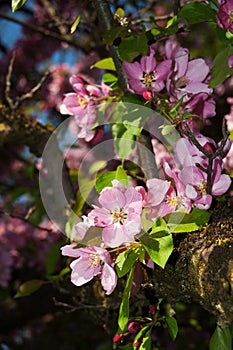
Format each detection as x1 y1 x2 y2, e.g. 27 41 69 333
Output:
128 321 141 334
142 91 153 101
134 339 142 348
149 304 157 315
113 334 123 343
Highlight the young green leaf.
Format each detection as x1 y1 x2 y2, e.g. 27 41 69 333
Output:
115 165 129 187
95 171 116 193
133 325 151 350
91 57 116 71
70 15 81 34
12 0 27 12
139 329 152 350
140 231 173 269
115 248 140 278
14 279 45 298
118 268 134 331
45 241 67 275
210 325 232 350
165 316 178 340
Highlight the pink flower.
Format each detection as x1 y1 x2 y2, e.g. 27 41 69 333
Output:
217 0 233 33
167 47 212 101
60 75 111 141
122 48 171 94
179 162 231 209
88 180 143 248
61 244 117 295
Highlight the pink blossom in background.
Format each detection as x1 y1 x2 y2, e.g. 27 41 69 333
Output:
0 217 61 288
61 244 117 294
88 180 143 248
217 0 233 33
122 48 171 94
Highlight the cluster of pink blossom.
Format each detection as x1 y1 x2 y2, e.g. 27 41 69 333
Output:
60 75 111 141
217 0 233 33
0 217 60 288
123 43 215 128
62 145 231 294
223 97 233 175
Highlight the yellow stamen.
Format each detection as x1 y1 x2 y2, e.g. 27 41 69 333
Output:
111 208 127 225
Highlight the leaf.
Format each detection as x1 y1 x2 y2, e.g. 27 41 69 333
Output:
139 329 152 350
115 248 140 278
118 268 134 331
102 73 118 84
95 171 116 193
209 46 233 87
14 280 44 298
12 0 27 12
165 316 178 340
209 325 232 350
115 165 129 187
118 32 148 62
45 241 66 275
70 15 80 34
140 231 173 269
103 26 128 45
133 325 151 350
114 8 125 19
167 222 199 233
178 2 217 25
91 58 116 71
114 126 136 159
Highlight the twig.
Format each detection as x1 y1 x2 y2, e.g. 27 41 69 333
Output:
14 70 50 108
5 52 16 110
0 209 54 232
0 12 94 52
4 52 50 110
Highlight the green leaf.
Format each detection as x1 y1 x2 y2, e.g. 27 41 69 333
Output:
209 46 233 87
165 316 178 340
14 280 44 298
133 325 151 350
169 96 185 118
116 165 129 187
103 26 128 45
186 207 211 226
140 231 173 269
95 171 116 193
12 0 27 12
114 126 136 159
45 241 66 275
210 325 232 350
70 15 80 34
115 248 140 278
179 2 217 25
102 73 118 84
118 268 134 331
151 217 167 233
167 222 199 233
91 58 116 71
139 329 152 350
118 32 148 62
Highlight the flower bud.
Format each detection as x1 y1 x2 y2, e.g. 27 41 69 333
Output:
128 321 141 333
113 334 123 343
149 304 157 315
142 91 153 101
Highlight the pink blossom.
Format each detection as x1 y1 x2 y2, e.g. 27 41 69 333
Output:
61 244 117 294
167 47 212 101
122 48 171 94
217 0 233 33
88 180 143 248
60 75 111 141
179 162 231 209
